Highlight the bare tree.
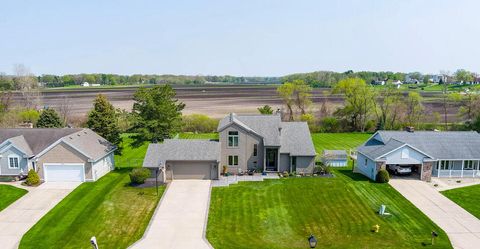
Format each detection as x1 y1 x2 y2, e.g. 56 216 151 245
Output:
13 64 41 109
57 96 73 125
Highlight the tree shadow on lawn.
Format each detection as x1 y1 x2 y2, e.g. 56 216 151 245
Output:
336 168 377 183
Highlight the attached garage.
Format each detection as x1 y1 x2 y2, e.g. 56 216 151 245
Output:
167 161 217 180
44 164 85 182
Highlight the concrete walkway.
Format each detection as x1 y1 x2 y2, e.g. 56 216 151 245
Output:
0 182 80 249
130 180 212 249
390 178 480 249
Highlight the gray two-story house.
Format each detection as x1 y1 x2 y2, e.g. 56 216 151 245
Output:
143 113 316 182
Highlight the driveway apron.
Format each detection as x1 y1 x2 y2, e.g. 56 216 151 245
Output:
0 182 80 249
390 178 480 249
130 180 212 249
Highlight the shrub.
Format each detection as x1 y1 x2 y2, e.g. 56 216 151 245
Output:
129 168 151 184
320 117 340 132
376 169 390 183
222 165 228 175
25 169 40 186
282 171 289 178
182 114 219 133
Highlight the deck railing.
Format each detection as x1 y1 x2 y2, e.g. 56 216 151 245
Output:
433 169 480 178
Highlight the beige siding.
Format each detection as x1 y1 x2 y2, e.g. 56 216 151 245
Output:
37 142 92 180
219 124 263 173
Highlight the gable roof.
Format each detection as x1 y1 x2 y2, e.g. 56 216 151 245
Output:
143 139 220 167
218 114 281 146
323 150 348 159
358 131 480 160
0 128 115 161
279 122 316 156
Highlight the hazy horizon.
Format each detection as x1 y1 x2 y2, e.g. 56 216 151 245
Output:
1 0 479 76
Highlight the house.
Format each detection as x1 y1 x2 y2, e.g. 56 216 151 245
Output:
391 80 403 86
429 75 448 84
356 130 480 182
0 128 115 182
371 80 386 86
405 75 421 84
82 82 90 87
322 150 348 167
143 113 316 182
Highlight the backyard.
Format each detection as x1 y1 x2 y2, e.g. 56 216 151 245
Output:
311 133 371 153
0 184 28 211
207 168 451 249
442 184 480 219
19 169 164 249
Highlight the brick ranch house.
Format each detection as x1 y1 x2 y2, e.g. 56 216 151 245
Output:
356 131 480 181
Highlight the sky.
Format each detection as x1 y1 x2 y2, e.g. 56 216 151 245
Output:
0 0 479 76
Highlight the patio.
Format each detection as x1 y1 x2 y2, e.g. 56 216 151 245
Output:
432 160 480 178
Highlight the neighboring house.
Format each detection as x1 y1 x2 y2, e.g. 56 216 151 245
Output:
82 82 90 87
143 113 316 182
0 128 115 182
429 74 448 84
322 150 348 167
356 131 480 181
371 80 386 86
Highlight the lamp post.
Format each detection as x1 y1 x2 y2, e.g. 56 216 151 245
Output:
308 234 317 248
431 231 438 245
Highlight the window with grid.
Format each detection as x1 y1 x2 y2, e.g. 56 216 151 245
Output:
228 131 239 147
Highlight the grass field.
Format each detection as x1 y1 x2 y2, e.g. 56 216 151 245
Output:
207 168 451 249
311 133 371 153
442 184 480 219
20 169 164 249
177 132 218 139
115 134 149 168
0 185 28 211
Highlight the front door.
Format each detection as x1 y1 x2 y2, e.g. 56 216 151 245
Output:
266 148 278 171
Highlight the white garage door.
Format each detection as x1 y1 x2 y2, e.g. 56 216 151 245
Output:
44 164 85 182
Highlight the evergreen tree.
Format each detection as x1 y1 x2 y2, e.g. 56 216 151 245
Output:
36 108 63 128
131 85 185 145
87 94 122 153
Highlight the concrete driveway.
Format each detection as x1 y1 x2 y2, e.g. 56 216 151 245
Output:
0 182 80 249
390 178 480 249
130 180 212 249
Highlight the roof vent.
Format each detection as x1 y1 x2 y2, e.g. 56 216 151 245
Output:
405 126 415 133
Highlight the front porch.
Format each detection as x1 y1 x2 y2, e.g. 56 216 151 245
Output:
432 160 480 178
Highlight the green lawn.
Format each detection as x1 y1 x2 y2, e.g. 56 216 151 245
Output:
115 134 149 168
20 169 164 249
311 133 371 153
0 185 27 211
207 168 451 249
442 184 480 219
177 132 219 139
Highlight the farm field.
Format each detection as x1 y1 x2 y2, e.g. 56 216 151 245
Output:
207 168 451 249
6 85 463 121
442 184 480 219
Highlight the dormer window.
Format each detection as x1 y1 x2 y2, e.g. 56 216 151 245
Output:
8 155 19 169
228 131 239 147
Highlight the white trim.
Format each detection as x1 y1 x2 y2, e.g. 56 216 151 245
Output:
43 163 86 182
7 155 20 169
375 143 434 161
0 142 28 156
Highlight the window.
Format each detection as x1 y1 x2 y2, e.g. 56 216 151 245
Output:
401 148 409 159
440 160 450 170
364 158 368 167
228 131 239 147
464 160 474 170
228 155 238 166
292 156 297 172
8 156 19 169
253 144 258 156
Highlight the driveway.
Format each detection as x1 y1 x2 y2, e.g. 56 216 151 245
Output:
390 178 480 249
130 180 212 249
0 182 80 249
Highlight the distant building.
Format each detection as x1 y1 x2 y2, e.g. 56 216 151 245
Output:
429 75 448 84
91 84 101 87
371 80 386 86
82 82 90 87
405 75 420 84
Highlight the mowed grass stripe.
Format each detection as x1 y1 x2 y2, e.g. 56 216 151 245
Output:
207 170 451 249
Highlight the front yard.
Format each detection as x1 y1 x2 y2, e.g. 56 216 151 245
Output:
0 184 27 211
207 168 451 249
19 169 164 249
442 184 480 219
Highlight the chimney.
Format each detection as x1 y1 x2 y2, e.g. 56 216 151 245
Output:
405 126 415 133
229 113 235 122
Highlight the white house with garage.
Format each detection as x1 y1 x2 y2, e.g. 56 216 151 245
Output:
143 113 317 182
356 130 480 181
0 128 115 182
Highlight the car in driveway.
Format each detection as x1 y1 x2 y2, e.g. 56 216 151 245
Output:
388 164 412 175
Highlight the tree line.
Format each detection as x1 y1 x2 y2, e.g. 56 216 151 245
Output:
275 78 480 133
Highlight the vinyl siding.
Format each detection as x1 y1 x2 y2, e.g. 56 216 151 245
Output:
295 156 315 174
0 146 28 175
